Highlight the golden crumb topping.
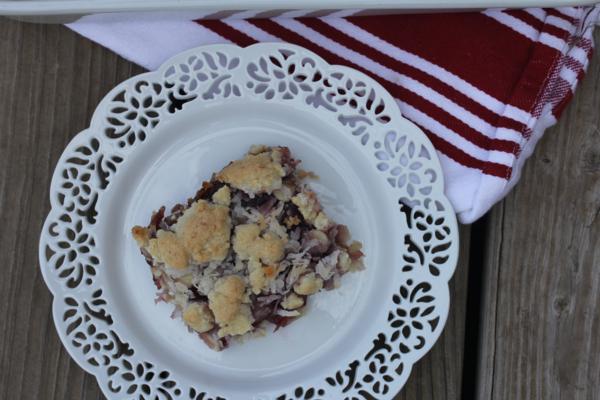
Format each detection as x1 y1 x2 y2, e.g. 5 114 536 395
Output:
248 144 269 155
313 212 331 230
173 200 231 264
260 232 286 263
270 147 285 167
132 200 230 268
217 304 254 337
212 185 231 206
247 258 265 295
183 303 215 333
233 224 286 264
147 230 189 269
291 190 331 229
247 258 279 294
338 251 352 272
216 150 285 194
293 272 324 295
291 191 319 221
208 275 246 325
273 185 293 202
281 293 305 310
233 224 260 254
131 226 150 248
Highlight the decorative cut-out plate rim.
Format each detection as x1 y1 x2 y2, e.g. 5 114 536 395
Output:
39 42 459 400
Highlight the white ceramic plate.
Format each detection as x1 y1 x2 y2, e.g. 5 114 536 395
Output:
39 43 459 400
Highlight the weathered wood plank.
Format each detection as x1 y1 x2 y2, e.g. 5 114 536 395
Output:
476 30 600 400
0 18 470 400
0 19 142 400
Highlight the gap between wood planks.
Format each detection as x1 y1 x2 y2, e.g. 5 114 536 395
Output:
460 215 491 400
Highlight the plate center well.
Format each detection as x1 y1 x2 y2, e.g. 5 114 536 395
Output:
98 100 399 391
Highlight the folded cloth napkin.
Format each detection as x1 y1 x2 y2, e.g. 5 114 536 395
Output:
68 7 600 223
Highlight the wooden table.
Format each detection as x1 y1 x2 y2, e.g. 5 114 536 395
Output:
0 19 598 400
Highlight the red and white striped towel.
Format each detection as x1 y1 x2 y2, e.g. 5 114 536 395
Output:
68 7 600 223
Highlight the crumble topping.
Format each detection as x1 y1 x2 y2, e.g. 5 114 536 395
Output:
233 224 286 264
173 200 231 264
247 258 279 295
147 230 189 270
217 304 254 337
281 293 305 310
208 275 246 325
291 190 331 229
132 226 151 248
131 145 365 351
212 185 231 206
293 272 324 296
216 149 286 195
248 144 269 155
183 303 215 333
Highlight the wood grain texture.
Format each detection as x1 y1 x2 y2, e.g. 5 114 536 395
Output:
0 19 472 400
0 18 143 400
475 30 600 400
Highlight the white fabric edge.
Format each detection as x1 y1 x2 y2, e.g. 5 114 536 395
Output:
67 16 229 70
